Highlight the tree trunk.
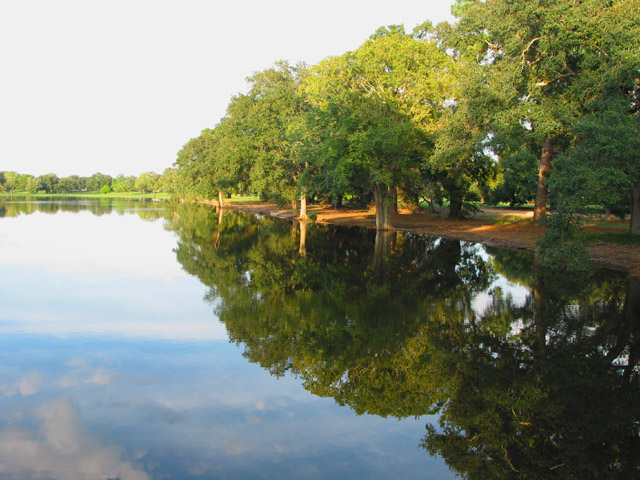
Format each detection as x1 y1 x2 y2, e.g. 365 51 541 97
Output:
361 189 374 209
218 191 224 209
373 183 393 231
448 192 463 219
630 182 640 235
534 140 553 224
298 190 308 220
391 188 398 215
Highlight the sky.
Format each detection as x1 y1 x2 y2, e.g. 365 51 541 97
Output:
0 0 456 178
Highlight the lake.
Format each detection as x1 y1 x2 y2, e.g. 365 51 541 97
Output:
0 198 637 479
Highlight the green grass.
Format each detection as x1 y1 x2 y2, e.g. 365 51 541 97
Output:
577 231 640 246
491 215 532 226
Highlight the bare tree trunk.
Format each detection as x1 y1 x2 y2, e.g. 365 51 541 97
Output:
534 140 553 224
218 191 224 209
298 190 308 220
630 182 640 235
373 183 393 231
448 191 463 219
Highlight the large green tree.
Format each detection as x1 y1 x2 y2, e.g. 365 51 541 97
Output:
86 172 113 192
302 26 455 229
174 62 309 212
36 173 59 193
446 0 640 224
0 171 20 193
175 129 219 200
235 61 309 212
552 93 640 233
135 171 161 196
111 174 137 193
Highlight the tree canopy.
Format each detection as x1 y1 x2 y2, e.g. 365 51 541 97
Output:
172 3 640 233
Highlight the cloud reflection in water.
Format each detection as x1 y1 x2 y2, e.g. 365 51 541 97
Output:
0 399 148 480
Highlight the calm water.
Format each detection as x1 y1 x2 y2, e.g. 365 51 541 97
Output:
0 198 637 479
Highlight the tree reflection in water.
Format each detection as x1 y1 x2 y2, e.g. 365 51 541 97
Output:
0 196 168 219
166 205 639 479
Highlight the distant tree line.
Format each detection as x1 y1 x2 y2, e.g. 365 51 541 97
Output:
0 169 177 196
173 0 640 233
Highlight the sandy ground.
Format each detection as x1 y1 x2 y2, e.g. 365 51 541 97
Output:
224 202 640 275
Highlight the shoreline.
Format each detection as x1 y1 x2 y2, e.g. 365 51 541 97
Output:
221 201 640 275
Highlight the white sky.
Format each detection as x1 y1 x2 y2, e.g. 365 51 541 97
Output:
0 0 456 178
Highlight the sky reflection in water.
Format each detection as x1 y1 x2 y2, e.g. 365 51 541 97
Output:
0 200 452 479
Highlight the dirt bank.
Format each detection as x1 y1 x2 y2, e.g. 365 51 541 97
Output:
224 202 640 275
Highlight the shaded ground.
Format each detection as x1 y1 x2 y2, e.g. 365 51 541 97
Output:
225 202 640 275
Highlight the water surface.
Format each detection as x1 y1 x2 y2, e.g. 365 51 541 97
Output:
0 198 637 479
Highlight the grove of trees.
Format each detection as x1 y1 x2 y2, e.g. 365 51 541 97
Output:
173 0 640 233
0 169 176 196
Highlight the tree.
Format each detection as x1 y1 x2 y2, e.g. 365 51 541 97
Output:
86 172 113 192
302 26 455 229
159 168 178 196
0 171 20 193
36 173 59 193
56 175 84 193
230 61 309 212
25 176 39 194
174 62 311 211
111 174 137 193
552 97 640 234
446 0 640 223
135 171 161 196
174 129 219 200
